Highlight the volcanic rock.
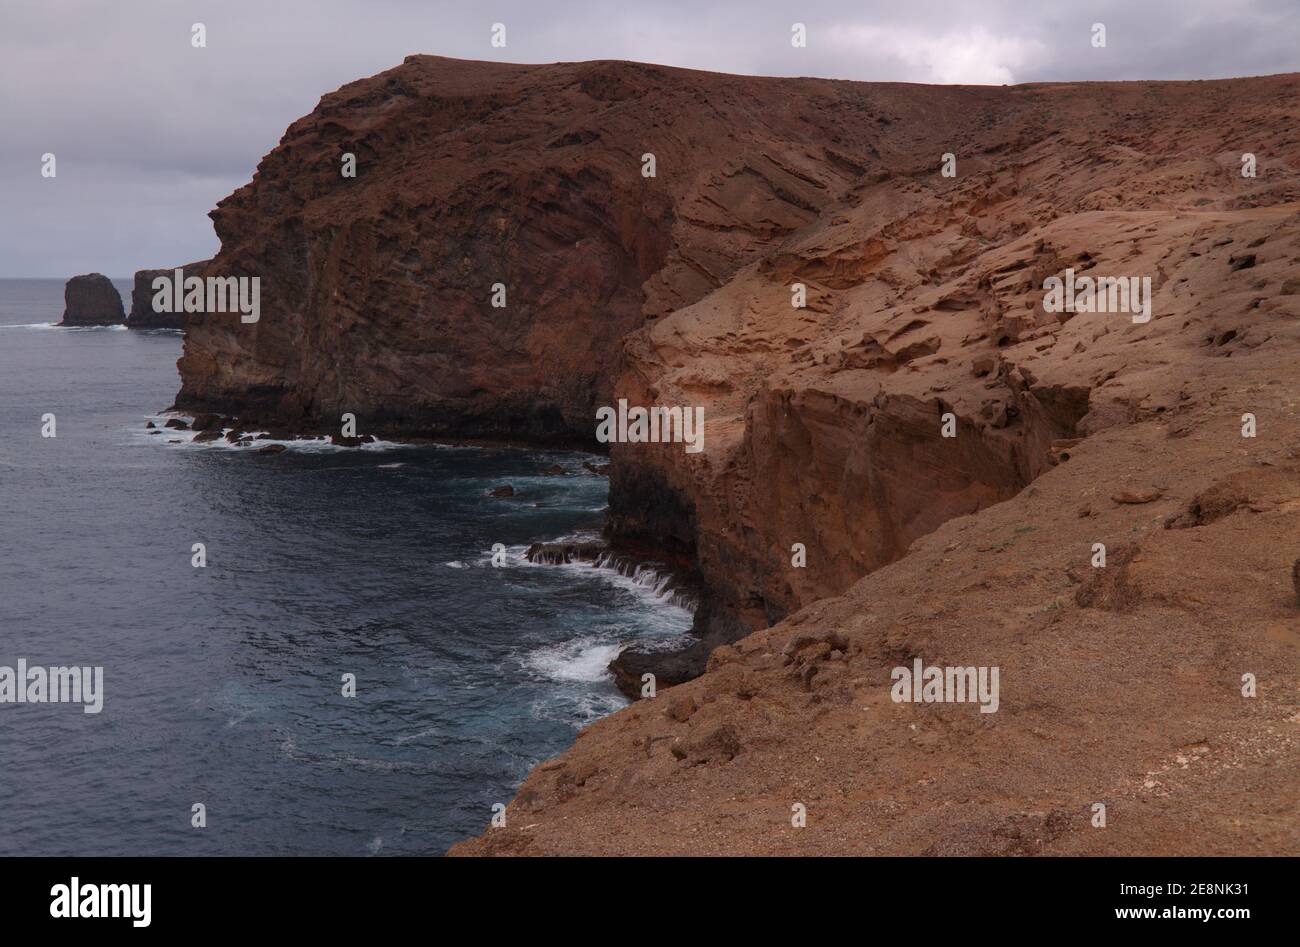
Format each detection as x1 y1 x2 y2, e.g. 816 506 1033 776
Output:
525 541 604 564
330 433 375 447
59 273 124 326
170 56 1300 855
176 54 1267 651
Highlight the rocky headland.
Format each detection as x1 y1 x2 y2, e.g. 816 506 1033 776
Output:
172 57 1300 855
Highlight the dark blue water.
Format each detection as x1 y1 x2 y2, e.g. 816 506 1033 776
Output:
0 279 690 855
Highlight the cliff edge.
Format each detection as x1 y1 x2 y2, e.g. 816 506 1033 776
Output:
174 58 1300 854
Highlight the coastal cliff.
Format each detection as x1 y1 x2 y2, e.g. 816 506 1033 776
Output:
174 59 1300 854
175 56 905 441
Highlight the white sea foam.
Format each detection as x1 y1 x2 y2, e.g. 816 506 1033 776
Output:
524 637 624 683
529 691 628 727
488 537 697 619
135 414 415 453
502 523 695 700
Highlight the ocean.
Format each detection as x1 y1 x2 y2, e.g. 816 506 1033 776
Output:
0 278 691 855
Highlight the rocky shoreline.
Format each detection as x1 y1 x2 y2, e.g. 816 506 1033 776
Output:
157 56 1300 854
163 58 1300 695
152 406 717 695
524 539 705 697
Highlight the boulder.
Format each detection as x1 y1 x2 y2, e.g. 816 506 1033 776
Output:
330 433 376 447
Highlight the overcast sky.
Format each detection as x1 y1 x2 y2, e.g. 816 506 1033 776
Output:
2 0 1296 277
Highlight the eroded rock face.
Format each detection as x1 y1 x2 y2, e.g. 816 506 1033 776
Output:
170 56 1300 855
60 273 124 326
175 56 949 435
175 58 1300 683
450 345 1300 856
599 71 1300 682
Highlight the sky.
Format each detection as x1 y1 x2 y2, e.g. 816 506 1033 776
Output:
2 0 1297 277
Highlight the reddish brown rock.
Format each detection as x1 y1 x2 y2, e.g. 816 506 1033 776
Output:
1111 488 1164 504
174 59 1300 855
176 56 901 437
174 58 1300 643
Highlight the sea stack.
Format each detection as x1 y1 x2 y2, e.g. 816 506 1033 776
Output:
126 260 211 329
59 273 125 326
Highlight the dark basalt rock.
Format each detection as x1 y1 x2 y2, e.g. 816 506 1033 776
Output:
60 273 125 326
525 542 605 564
330 433 376 447
608 595 748 700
